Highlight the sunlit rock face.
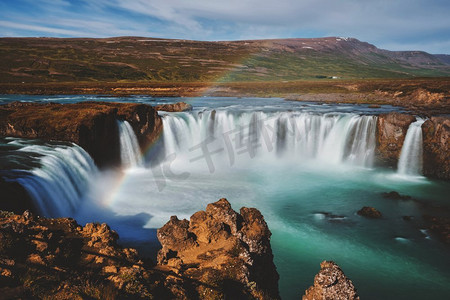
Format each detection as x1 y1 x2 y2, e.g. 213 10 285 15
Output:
303 261 359 300
0 200 282 299
157 198 280 300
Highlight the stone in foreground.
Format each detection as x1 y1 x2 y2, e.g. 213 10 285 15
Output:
303 261 359 300
157 198 280 299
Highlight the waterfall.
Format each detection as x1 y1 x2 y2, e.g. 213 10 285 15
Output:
117 120 142 168
161 111 377 168
13 143 98 217
397 119 425 176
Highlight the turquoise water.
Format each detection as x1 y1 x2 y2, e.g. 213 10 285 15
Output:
1 96 449 299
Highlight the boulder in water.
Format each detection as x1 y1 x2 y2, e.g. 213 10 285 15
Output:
357 206 382 218
382 191 411 200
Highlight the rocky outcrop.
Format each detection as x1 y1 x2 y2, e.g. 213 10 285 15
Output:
0 210 192 299
155 102 193 112
1 199 281 299
357 206 382 218
303 261 359 300
157 198 280 299
422 116 450 179
0 102 162 168
376 112 416 167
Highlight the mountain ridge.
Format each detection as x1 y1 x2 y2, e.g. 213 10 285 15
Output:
0 36 449 83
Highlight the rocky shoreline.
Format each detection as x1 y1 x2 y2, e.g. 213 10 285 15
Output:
0 199 358 299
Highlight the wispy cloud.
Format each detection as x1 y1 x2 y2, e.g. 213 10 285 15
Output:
0 0 449 53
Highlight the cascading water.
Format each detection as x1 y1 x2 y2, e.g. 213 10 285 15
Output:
10 141 98 217
1 96 449 300
117 120 142 168
397 119 426 176
161 110 377 168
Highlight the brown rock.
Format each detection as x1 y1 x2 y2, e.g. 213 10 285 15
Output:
0 211 188 299
155 102 193 112
0 200 282 299
303 261 359 300
376 112 416 167
0 101 162 168
422 116 450 179
157 198 280 299
357 206 382 218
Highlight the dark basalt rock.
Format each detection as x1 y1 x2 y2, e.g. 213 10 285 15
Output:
422 116 450 180
303 261 359 300
375 112 416 167
423 215 450 244
0 101 162 168
357 206 382 218
382 191 412 200
157 198 280 300
155 102 193 112
402 216 414 221
315 212 348 223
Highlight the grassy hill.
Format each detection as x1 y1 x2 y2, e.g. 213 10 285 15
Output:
0 36 449 83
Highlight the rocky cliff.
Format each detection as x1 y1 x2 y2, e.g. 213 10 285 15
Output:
303 261 359 300
422 116 450 179
0 199 281 299
0 102 162 168
375 112 416 167
157 198 280 299
375 112 449 180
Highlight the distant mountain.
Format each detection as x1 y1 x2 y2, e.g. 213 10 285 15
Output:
434 54 450 65
0 36 449 83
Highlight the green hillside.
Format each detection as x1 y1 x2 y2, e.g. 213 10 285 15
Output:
0 37 449 83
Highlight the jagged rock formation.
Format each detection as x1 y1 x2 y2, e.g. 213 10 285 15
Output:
376 112 416 167
155 102 193 112
0 210 191 299
422 116 450 179
157 198 280 299
303 261 359 300
1 199 281 299
0 102 162 168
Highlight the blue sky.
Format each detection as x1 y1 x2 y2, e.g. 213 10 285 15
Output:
1 0 449 54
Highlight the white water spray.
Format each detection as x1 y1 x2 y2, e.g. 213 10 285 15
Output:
14 143 98 217
161 111 377 168
117 120 142 168
397 119 425 176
